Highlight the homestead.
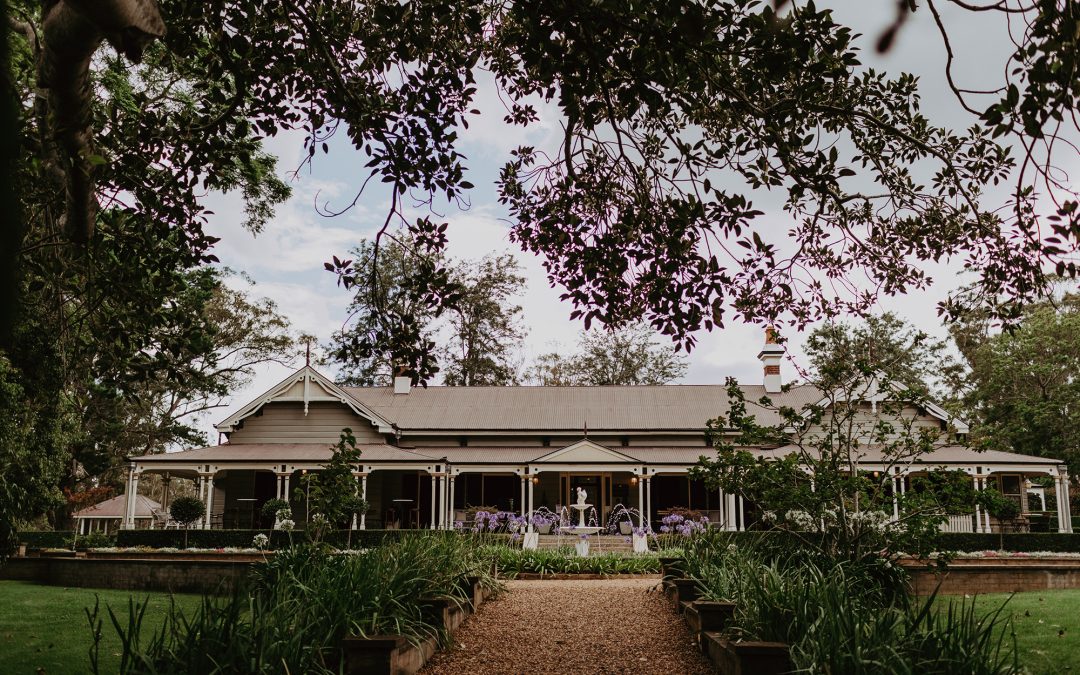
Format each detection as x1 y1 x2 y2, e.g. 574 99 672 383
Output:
123 334 1072 534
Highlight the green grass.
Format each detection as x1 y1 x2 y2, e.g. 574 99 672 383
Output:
0 581 202 675
965 590 1080 674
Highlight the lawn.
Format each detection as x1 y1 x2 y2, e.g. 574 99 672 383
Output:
963 590 1080 674
0 581 203 674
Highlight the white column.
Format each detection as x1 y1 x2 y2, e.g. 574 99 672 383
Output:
430 472 437 529
645 477 652 529
1056 474 1070 533
283 474 291 504
449 475 457 527
204 474 215 530
439 473 446 528
122 467 137 529
637 476 645 528
520 476 527 517
276 475 284 500
892 476 900 521
973 475 983 534
527 474 535 532
725 493 737 531
737 495 746 531
360 474 368 530
717 488 725 528
1063 472 1073 533
193 475 205 528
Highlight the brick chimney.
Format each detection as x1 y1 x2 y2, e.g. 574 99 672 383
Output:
757 326 784 393
393 365 411 395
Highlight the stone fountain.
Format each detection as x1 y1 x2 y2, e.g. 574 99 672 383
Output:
568 488 604 555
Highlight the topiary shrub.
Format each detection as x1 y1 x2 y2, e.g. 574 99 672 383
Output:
170 496 205 547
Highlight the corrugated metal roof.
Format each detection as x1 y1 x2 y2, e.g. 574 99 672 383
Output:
74 494 160 519
133 444 441 463
756 445 1062 466
130 442 1062 469
344 384 821 431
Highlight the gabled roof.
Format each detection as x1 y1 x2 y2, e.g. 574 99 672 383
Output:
343 383 822 431
215 366 394 434
532 439 640 463
74 494 160 519
814 372 969 434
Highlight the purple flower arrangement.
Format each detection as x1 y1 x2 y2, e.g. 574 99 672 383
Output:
659 513 708 536
470 510 528 533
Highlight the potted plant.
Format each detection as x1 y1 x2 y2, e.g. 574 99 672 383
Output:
618 519 634 535
530 512 554 534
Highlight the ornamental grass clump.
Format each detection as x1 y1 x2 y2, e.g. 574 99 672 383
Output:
87 532 500 674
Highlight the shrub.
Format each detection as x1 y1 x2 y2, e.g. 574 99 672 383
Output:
114 528 507 550
89 533 502 673
490 547 661 576
69 531 115 549
18 530 73 549
259 498 288 523
170 496 205 528
169 496 205 547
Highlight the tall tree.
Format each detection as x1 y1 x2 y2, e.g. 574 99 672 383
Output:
528 324 688 386
329 240 526 386
441 254 526 386
951 290 1080 474
72 269 297 486
328 236 451 386
803 313 960 397
11 0 1078 380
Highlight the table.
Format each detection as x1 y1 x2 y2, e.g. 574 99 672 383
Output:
390 499 415 529
237 498 257 529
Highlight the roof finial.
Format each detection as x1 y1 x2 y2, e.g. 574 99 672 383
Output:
583 417 588 438
305 339 311 367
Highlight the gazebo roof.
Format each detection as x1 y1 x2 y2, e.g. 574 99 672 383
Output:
73 494 160 519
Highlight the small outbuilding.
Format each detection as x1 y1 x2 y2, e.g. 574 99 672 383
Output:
73 494 162 534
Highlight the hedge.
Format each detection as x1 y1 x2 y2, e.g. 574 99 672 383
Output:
116 528 513 549
17 531 73 549
935 532 1080 553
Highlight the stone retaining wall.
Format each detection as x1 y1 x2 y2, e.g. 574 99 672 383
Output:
901 558 1080 595
0 557 249 593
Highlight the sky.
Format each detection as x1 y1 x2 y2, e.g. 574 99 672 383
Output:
195 1 1045 442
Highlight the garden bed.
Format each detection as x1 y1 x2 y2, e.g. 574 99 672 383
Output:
512 572 660 580
85 549 272 562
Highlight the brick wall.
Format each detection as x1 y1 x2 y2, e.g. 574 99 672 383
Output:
0 558 250 593
903 560 1080 595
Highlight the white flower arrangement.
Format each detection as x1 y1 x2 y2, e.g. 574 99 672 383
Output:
278 518 295 532
253 533 270 550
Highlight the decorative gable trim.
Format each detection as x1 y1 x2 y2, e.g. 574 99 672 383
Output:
215 366 395 434
532 439 638 464
813 372 969 434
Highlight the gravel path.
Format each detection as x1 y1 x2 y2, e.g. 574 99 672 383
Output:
421 578 713 675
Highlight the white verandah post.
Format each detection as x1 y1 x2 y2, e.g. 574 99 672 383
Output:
429 471 437 530
359 473 368 530
1057 470 1073 533
122 466 138 530
637 474 645 529
204 473 215 530
973 474 983 534
526 471 535 532
449 474 457 527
